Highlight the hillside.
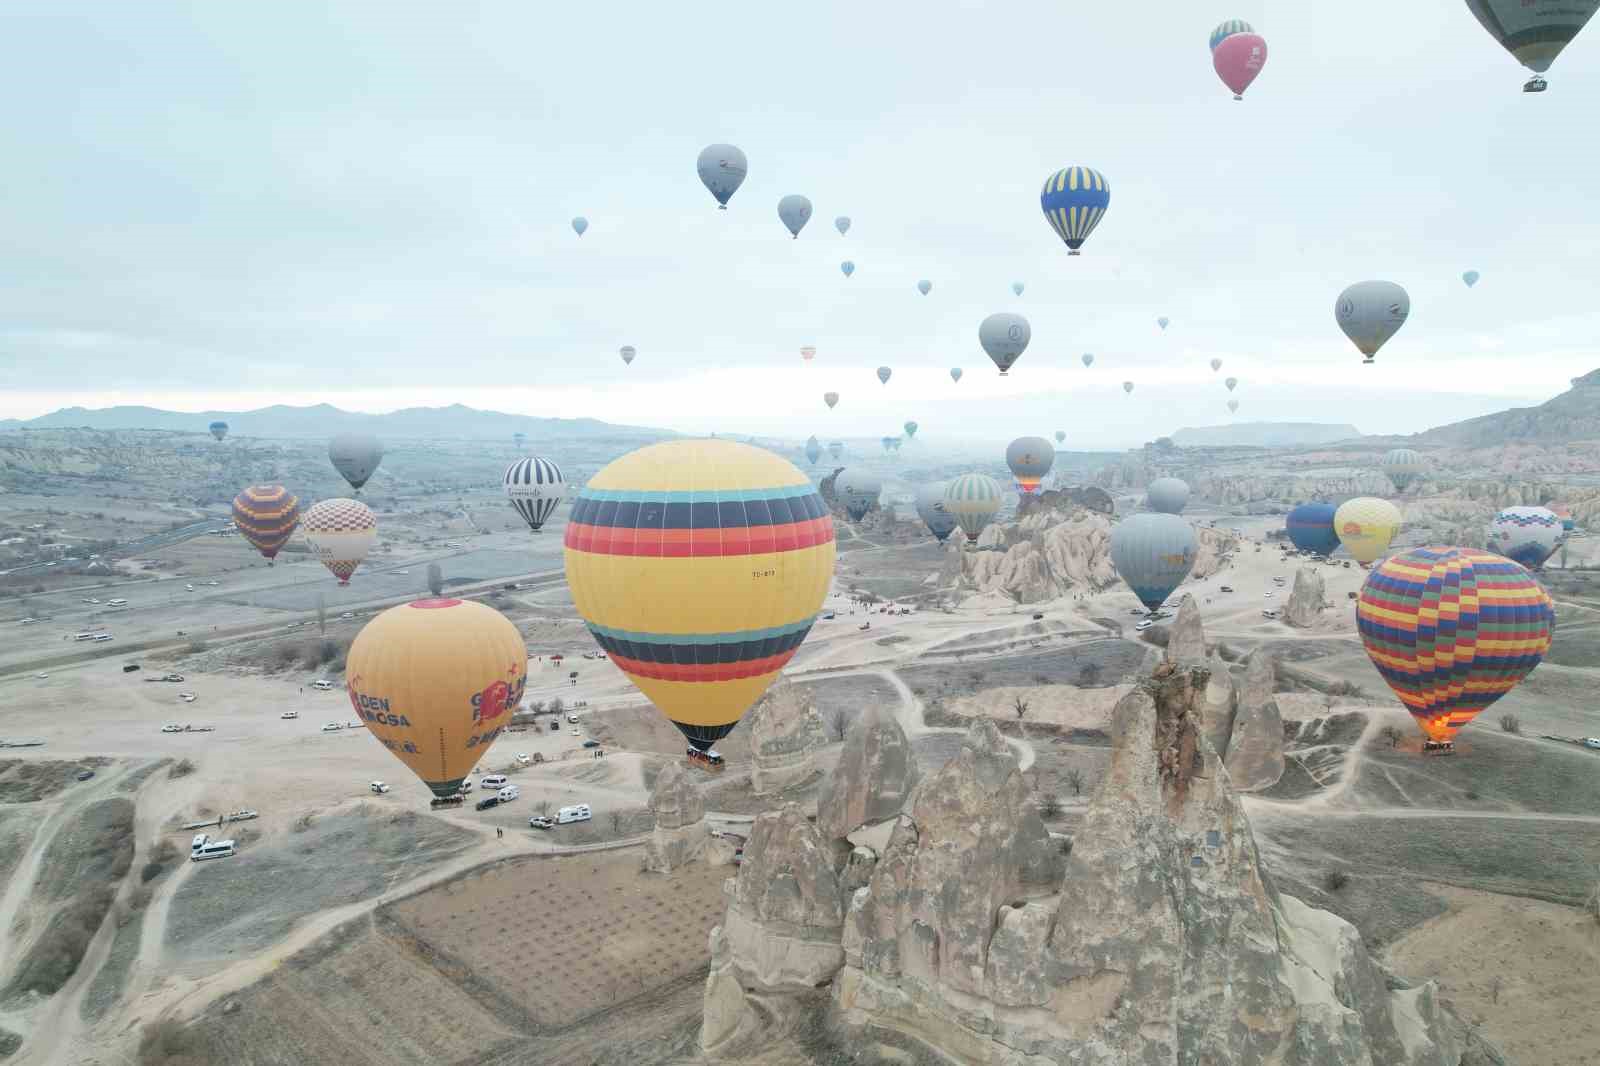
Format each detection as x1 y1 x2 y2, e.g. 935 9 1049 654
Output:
1412 368 1600 446
0 403 674 443
1168 422 1361 448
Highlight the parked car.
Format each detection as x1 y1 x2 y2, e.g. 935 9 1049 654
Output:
369 781 391 794
566 713 579 723
475 795 500 811
549 720 560 731
570 728 581 737
529 816 554 830
1583 737 1600 751
178 692 197 703
1220 586 1234 593
514 753 530 765
1262 609 1280 619
311 679 334 691
1135 620 1154 632
479 774 509 789
161 724 183 733
581 740 601 749
1031 613 1044 620
122 663 140 673
281 711 299 719
321 723 344 732
75 769 95 781
497 784 520 802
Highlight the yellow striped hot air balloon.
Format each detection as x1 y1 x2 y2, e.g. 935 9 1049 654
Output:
1334 496 1402 566
231 485 301 563
563 439 835 754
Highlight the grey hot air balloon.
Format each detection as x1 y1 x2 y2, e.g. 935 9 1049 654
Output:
828 440 844 460
1157 316 1170 331
208 420 228 441
1462 270 1480 288
1055 430 1066 444
1225 376 1238 392
1123 381 1135 394
329 433 384 493
944 473 1002 546
1381 447 1426 492
841 260 855 278
572 217 588 236
1146 477 1191 515
904 421 918 439
950 367 963 383
778 194 813 238
1210 358 1222 371
1081 353 1094 367
1465 0 1596 91
805 436 822 465
1227 399 1239 414
1335 280 1411 364
979 312 1031 376
918 279 932 296
877 366 892 385
1006 436 1054 494
824 391 839 409
1110 512 1198 613
1011 281 1025 296
835 469 883 521
835 215 851 235
696 144 747 209
620 345 637 365
915 481 958 543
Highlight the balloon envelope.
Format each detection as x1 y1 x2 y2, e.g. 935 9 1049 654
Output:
1213 32 1268 98
620 345 636 365
564 440 834 751
1227 399 1240 413
1464 0 1597 73
1462 270 1480 287
208 420 228 441
232 485 301 561
918 279 932 295
347 598 528 797
1334 497 1402 564
1012 282 1024 296
301 498 377 584
1123 381 1135 394
1055 431 1066 444
805 437 822 465
904 421 918 439
1006 436 1054 494
1225 377 1238 392
950 367 963 382
1210 358 1222 371
1286 503 1341 555
1111 513 1198 612
1082 353 1094 367
944 473 1002 543
1146 477 1190 515
1380 448 1426 492
1040 166 1110 255
777 194 813 238
1336 281 1410 362
836 468 883 521
876 366 892 385
504 456 566 533
800 345 816 361
841 261 855 277
824 392 839 409
915 481 958 542
697 143 748 208
329 433 384 492
979 313 1031 375
572 216 588 236
1486 506 1564 569
1158 316 1170 330
835 216 851 235
1209 17 1254 50
1357 547 1553 742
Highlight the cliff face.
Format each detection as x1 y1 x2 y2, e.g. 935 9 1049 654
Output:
1416 369 1600 446
744 682 828 796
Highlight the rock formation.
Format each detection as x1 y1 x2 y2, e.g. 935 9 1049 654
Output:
1164 593 1206 662
744 681 828 795
1162 596 1238 760
1225 649 1285 791
815 703 919 844
1285 565 1326 627
641 761 708 873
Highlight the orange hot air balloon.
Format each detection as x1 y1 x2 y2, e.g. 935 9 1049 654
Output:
346 598 528 798
232 485 301 563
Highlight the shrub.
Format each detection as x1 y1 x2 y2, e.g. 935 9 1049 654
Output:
1464 790 1480 801
1379 726 1403 749
1064 768 1087 796
274 644 299 670
168 759 196 780
2 884 116 998
1058 837 1074 856
1324 870 1350 892
139 1017 198 1064
1498 714 1521 734
317 640 340 665
1037 794 1064 819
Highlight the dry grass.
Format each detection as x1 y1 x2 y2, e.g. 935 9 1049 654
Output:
168 758 197 779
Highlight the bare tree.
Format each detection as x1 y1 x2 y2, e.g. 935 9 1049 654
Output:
535 800 551 817
1078 662 1103 687
1379 726 1403 749
1588 864 1599 925
609 810 623 834
426 562 444 597
1012 696 1029 720
549 697 565 715
826 706 849 742
1037 794 1064 819
316 593 327 636
1064 768 1086 796
1498 714 1521 734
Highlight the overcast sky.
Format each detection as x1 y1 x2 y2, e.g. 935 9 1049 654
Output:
2 2 1597 447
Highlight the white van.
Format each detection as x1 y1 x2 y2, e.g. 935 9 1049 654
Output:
310 679 335 692
107 599 128 608
480 774 509 789
73 632 103 642
497 784 520 802
92 633 113 642
556 804 592 824
190 834 236 861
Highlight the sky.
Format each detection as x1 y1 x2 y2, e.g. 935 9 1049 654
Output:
2 1 1598 448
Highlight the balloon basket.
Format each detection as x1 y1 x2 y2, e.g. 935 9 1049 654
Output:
338 579 350 586
717 204 728 211
1068 250 1081 256
1422 740 1456 757
1362 357 1375 365
1233 94 1243 101
429 794 465 808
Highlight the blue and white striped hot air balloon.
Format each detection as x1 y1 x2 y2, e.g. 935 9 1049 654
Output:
1209 18 1254 51
1040 166 1110 256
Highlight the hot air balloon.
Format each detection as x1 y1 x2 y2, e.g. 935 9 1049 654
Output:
805 437 822 465
504 456 566 533
915 482 958 543
918 280 932 295
1146 477 1190 515
944 473 1002 546
877 366 892 385
620 345 637 365
1055 431 1066 444
564 440 833 753
328 434 384 493
208 420 228 441
1012 282 1025 296
1357 547 1553 749
904 421 918 439
1041 166 1110 256
824 392 839 409
1381 448 1426 492
1486 506 1564 569
1111 513 1197 613
1006 436 1054 495
1157 316 1170 331
1465 0 1596 91
301 498 377 585
1552 504 1575 533
1334 497 1402 565
347 598 528 798
835 468 883 521
778 194 813 238
1210 358 1223 372
1123 381 1135 394
1286 503 1341 556
800 345 816 362
1213 31 1268 99
572 217 588 236
1227 399 1240 414
835 216 851 235
950 367 963 383
1336 281 1410 364
1225 377 1238 392
979 313 1031 375
232 485 301 563
1082 353 1095 367
881 436 894 454
512 432 527 450
828 441 844 461
1462 270 1480 288
1209 18 1254 50
841 261 855 278
697 143 747 209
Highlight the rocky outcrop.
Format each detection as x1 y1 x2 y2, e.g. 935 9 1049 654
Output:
815 703 919 844
1285 566 1326 627
1165 593 1206 662
1225 649 1285 791
744 682 828 795
1162 597 1238 760
641 761 708 873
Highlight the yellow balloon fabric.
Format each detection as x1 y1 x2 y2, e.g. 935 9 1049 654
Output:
563 439 835 750
346 598 527 797
1334 497 1402 565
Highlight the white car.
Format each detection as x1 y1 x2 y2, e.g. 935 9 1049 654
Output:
369 781 391 794
311 680 335 691
570 728 581 737
178 692 197 703
281 711 299 720
1135 620 1155 632
161 724 183 733
82 598 99 604
1262 609 1280 619
566 713 579 723
321 723 344 732
514 753 530 765
185 584 195 591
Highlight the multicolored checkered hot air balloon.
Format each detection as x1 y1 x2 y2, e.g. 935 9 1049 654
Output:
1486 506 1563 570
1357 547 1554 748
563 440 835 755
232 485 301 563
301 498 378 584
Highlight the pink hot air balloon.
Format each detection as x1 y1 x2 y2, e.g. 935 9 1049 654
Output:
1213 32 1267 100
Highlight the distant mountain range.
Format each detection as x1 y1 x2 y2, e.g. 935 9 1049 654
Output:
1410 368 1600 447
0 403 675 442
1169 422 1362 448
